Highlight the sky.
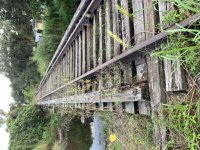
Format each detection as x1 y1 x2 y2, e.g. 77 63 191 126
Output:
0 74 14 150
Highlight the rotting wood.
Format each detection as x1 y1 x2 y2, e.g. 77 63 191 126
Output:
147 56 167 149
98 5 103 65
92 14 97 68
143 0 155 39
105 0 112 61
86 25 91 71
38 86 148 105
112 0 120 56
82 28 86 74
159 1 186 92
132 0 145 44
75 38 78 78
164 60 186 91
78 33 82 76
121 0 131 49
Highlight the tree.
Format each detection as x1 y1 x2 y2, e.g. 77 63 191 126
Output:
0 109 6 127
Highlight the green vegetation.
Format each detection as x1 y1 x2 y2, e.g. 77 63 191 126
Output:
0 0 81 149
7 105 49 150
97 112 153 150
152 0 200 149
32 0 80 75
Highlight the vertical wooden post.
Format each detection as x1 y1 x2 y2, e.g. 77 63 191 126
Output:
86 25 91 71
112 0 120 56
158 2 186 92
98 5 103 65
82 28 86 74
92 15 97 68
79 33 82 76
147 56 167 149
70 46 73 80
105 0 111 61
132 0 145 44
121 0 131 49
75 38 78 78
72 43 75 79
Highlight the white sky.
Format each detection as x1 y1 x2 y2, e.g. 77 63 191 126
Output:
0 74 14 150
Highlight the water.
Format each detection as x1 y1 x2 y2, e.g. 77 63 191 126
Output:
90 116 105 150
68 116 105 150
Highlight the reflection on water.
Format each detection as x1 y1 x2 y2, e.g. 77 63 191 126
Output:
90 116 105 150
68 116 105 150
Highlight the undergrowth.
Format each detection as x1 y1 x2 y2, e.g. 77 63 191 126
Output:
152 0 200 149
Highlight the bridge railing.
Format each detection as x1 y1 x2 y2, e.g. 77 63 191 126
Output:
35 0 197 114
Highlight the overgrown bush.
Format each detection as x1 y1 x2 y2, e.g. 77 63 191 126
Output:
7 105 50 150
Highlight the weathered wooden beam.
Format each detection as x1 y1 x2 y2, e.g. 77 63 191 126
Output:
105 0 112 61
78 33 82 76
98 5 103 65
112 0 120 56
164 60 186 91
92 15 97 68
82 28 86 74
147 56 167 149
38 86 149 105
158 1 186 92
75 38 78 78
125 102 135 113
121 0 131 49
86 25 91 71
132 0 145 44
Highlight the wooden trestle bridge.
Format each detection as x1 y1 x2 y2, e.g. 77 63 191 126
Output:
35 0 198 148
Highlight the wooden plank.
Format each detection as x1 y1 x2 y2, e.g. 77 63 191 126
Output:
63 54 66 83
75 38 78 78
92 15 97 68
82 28 86 74
121 0 131 49
66 50 69 82
86 25 91 71
121 62 132 86
138 101 151 115
132 0 145 44
38 86 147 104
68 47 71 80
143 0 155 39
105 0 112 61
112 0 120 56
158 2 186 92
78 33 82 76
72 43 75 79
70 46 73 80
125 102 135 113
164 60 186 91
136 63 147 82
98 5 103 65
147 56 167 149
158 1 174 30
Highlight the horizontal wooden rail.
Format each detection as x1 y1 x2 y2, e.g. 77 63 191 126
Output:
37 13 199 101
